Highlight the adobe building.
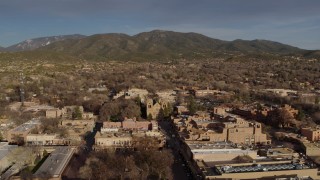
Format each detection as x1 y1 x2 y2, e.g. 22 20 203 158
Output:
145 98 169 119
301 127 320 142
201 161 319 179
184 118 270 145
45 108 62 119
156 90 176 103
94 132 132 150
101 121 122 133
122 118 152 131
124 88 149 102
185 141 258 162
7 119 41 144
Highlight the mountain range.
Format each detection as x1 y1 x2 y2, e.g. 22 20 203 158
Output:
0 30 319 60
3 34 86 52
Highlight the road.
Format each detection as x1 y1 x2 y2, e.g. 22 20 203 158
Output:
159 120 202 180
62 123 101 179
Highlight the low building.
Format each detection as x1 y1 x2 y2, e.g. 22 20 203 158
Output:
26 134 57 146
33 146 75 180
94 132 132 150
60 119 95 132
124 88 149 102
61 106 84 119
175 105 189 115
263 89 298 97
303 142 320 157
122 118 153 131
301 127 320 142
82 112 95 120
156 90 176 103
213 106 231 118
182 118 270 145
186 141 257 162
46 108 62 119
7 119 41 144
101 122 122 133
202 161 319 179
0 142 18 173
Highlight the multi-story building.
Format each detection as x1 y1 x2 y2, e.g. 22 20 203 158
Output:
180 117 270 145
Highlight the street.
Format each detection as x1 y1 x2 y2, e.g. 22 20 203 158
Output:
159 120 202 180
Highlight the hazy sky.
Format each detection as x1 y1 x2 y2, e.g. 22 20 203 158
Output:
0 0 319 49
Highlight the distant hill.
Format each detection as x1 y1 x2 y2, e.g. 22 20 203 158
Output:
217 39 303 54
5 34 86 52
0 46 5 52
38 30 306 60
1 30 316 61
303 50 320 58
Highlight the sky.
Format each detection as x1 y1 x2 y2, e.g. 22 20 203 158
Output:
0 0 320 50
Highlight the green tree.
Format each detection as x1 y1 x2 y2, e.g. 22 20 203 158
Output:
187 96 197 115
163 103 173 118
43 149 48 157
72 106 82 120
315 96 320 105
296 108 306 121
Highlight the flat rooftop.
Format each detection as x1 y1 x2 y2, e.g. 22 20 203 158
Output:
34 146 74 178
186 141 235 150
0 142 18 160
10 119 40 133
215 163 310 175
96 132 132 138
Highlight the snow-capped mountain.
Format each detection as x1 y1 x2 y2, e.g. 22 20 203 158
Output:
5 34 86 51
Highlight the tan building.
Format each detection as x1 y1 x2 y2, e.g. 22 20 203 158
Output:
194 88 221 97
7 119 41 144
303 142 320 157
185 118 270 145
122 118 152 131
186 141 258 162
213 106 231 117
94 132 132 150
33 147 75 180
101 122 122 133
202 162 319 179
60 119 95 131
0 142 18 173
156 90 176 103
301 127 320 142
263 89 298 97
26 134 57 145
124 88 149 102
175 105 189 115
146 98 169 119
61 106 84 119
45 108 62 118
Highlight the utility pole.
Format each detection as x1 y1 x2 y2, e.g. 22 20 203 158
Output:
19 71 25 106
